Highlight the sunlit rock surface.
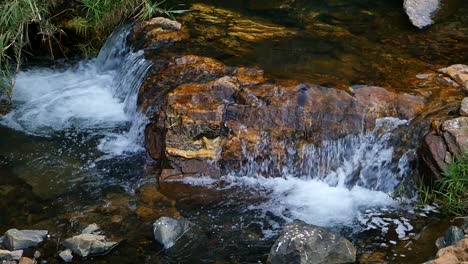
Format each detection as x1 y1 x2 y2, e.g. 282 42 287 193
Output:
404 0 440 28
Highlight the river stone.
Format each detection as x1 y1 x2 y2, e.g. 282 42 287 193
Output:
0 249 23 261
268 221 356 264
435 226 465 250
153 217 193 249
403 0 440 28
63 234 118 257
4 229 48 250
59 249 73 263
438 64 468 92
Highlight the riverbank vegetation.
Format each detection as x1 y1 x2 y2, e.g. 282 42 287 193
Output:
419 155 468 216
0 0 186 100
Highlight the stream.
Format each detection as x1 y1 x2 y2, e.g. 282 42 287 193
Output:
0 0 467 263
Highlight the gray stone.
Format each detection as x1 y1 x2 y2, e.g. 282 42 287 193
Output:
435 226 465 250
59 249 73 263
63 234 118 257
0 236 4 249
268 221 356 264
153 217 193 249
460 98 468 117
4 229 48 251
403 0 440 28
33 250 41 259
0 249 23 261
81 223 102 235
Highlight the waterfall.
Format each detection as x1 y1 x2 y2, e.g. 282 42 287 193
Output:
1 26 152 156
191 117 416 228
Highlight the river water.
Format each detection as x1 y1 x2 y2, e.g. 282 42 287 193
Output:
0 0 466 263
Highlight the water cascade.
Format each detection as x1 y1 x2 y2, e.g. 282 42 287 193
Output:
1 26 152 156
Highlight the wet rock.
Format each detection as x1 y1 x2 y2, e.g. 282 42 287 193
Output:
0 236 4 248
438 65 468 92
441 117 468 159
432 238 468 264
62 234 118 257
0 249 23 261
435 226 465 250
59 249 73 263
460 98 468 116
4 229 48 251
18 257 34 264
131 17 189 50
268 221 356 264
153 217 193 249
403 0 440 28
33 250 40 259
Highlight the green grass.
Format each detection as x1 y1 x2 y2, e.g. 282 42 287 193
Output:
419 155 468 216
0 0 187 100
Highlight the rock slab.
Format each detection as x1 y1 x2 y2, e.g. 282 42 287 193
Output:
268 221 356 264
4 229 48 251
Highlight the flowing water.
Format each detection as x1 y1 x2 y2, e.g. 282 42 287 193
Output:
0 0 466 263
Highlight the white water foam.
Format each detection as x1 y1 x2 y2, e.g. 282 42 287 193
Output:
1 26 151 156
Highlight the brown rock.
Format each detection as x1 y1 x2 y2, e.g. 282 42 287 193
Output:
18 257 34 264
419 132 449 182
438 64 468 92
432 238 468 264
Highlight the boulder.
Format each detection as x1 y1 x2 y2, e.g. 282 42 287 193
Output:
62 234 118 257
59 249 73 263
268 221 356 264
439 65 468 92
3 229 48 251
403 0 440 28
435 226 465 250
140 54 425 181
432 238 468 264
0 249 23 261
153 217 193 249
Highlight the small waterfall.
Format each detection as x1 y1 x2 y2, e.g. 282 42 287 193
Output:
1 26 152 156
220 117 415 227
233 117 413 192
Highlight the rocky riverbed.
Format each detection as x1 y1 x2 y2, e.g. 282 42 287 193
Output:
1 0 467 263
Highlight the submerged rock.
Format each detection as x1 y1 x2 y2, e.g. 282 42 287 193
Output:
63 234 118 257
3 229 48 251
268 221 356 264
403 0 440 28
153 217 193 249
59 249 73 263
